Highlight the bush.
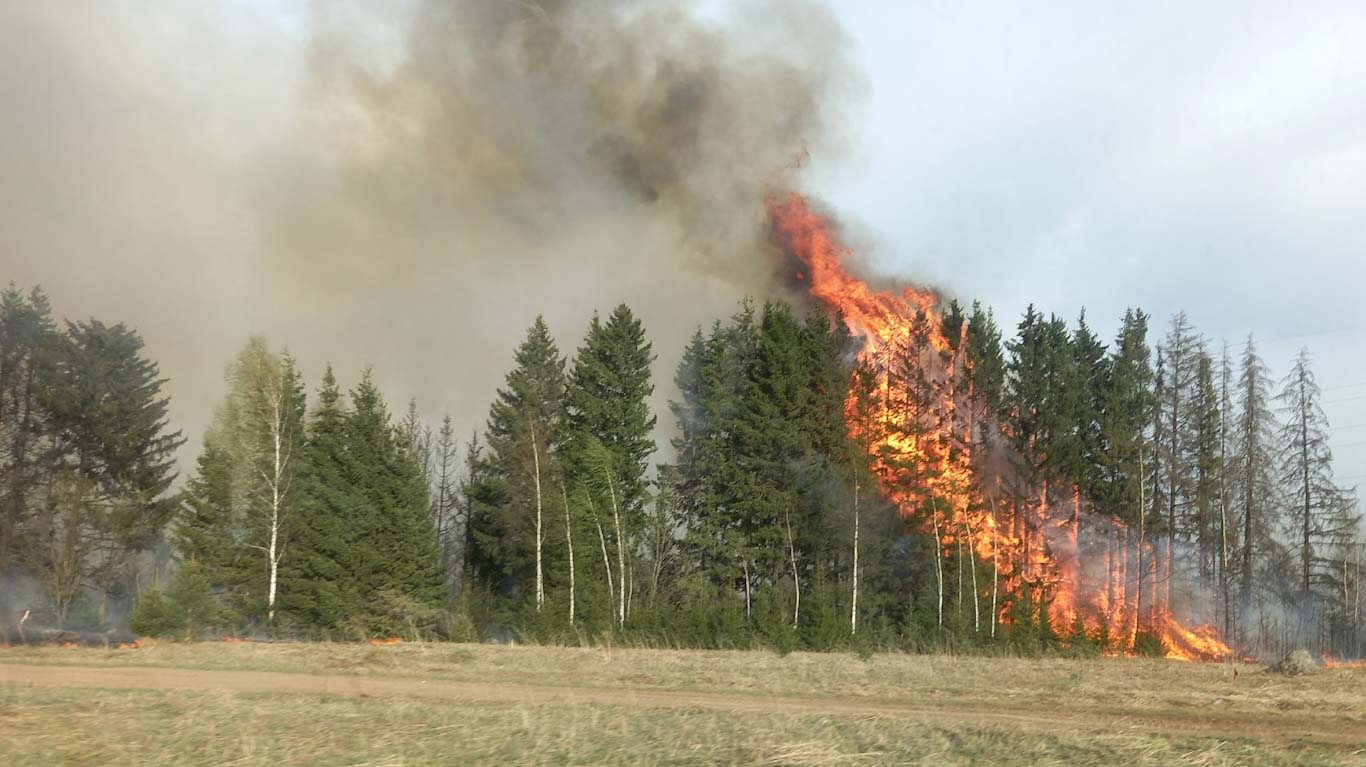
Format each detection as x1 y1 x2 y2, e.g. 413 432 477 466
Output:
129 584 174 637
130 560 224 640
1272 649 1317 676
1132 631 1166 658
354 588 444 641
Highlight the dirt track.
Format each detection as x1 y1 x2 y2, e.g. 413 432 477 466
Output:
4 662 1364 747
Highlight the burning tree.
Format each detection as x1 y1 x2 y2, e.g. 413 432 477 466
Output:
768 191 1231 659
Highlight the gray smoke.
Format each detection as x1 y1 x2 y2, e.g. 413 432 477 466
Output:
0 0 862 455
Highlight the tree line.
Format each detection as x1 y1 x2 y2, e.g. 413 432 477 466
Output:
2 281 1360 657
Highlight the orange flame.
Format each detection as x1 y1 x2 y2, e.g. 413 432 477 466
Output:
368 637 403 646
1320 654 1366 670
768 191 1230 660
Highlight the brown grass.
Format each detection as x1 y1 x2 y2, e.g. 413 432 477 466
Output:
3 641 1365 765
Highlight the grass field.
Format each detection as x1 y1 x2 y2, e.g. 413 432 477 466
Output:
3 641 1364 765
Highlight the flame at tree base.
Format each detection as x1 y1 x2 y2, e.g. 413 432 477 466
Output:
767 191 1231 661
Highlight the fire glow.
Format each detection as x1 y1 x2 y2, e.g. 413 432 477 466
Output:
767 192 1230 661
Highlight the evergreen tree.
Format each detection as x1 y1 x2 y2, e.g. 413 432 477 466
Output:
36 319 184 622
172 438 243 604
1071 310 1110 502
1192 350 1223 585
564 304 657 521
282 369 443 634
1096 309 1155 527
1232 336 1280 617
280 368 355 629
1275 349 1357 602
346 373 445 633
0 284 56 574
470 317 567 610
964 302 1006 466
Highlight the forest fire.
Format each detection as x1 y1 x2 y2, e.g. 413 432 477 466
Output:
767 191 1230 660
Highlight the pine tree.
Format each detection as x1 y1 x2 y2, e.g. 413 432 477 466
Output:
563 304 657 622
1275 349 1356 603
280 367 355 629
0 284 56 576
1097 309 1155 528
282 369 443 634
565 304 657 521
36 319 184 622
346 373 444 633
172 438 244 606
1192 350 1223 585
470 317 567 610
1232 336 1280 618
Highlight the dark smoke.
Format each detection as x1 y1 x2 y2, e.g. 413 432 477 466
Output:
1 0 862 456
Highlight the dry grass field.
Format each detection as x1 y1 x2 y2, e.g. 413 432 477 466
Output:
3 641 1364 765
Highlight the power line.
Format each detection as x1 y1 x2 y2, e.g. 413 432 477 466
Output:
1257 324 1366 345
1323 395 1366 406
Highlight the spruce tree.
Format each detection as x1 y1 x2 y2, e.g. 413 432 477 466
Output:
1276 348 1356 602
470 317 567 610
1233 336 1280 616
280 367 355 630
1097 309 1155 527
37 319 184 622
0 284 56 576
565 304 657 521
346 373 444 633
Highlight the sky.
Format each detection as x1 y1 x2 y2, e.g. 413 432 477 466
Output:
815 1 1366 486
3 1 1365 485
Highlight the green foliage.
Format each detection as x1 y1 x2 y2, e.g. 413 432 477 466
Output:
281 369 445 635
130 560 224 640
467 317 568 602
1132 631 1166 658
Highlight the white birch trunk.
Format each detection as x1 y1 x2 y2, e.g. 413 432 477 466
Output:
742 557 752 619
561 481 575 625
531 424 544 613
604 466 626 629
932 502 944 627
850 477 860 636
785 509 800 628
266 387 287 623
964 517 979 632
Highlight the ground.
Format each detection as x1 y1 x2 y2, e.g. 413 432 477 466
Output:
2 641 1364 765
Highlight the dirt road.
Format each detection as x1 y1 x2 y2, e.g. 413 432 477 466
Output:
4 662 1363 747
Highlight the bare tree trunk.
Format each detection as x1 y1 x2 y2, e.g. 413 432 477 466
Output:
591 502 614 611
603 465 625 629
784 509 800 628
932 501 944 627
990 497 999 638
850 477 860 636
560 481 575 625
1136 443 1146 641
742 557 752 619
267 391 285 623
531 424 544 613
964 517 979 632
956 532 964 619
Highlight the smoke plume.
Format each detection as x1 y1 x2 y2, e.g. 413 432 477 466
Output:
0 0 861 453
